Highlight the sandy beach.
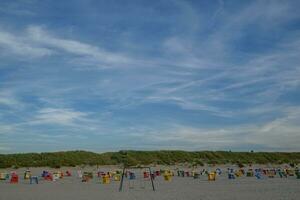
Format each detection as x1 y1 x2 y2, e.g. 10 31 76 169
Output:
0 166 299 200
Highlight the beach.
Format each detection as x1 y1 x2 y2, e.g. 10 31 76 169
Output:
0 166 299 200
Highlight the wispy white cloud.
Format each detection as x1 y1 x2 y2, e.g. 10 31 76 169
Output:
0 30 53 58
30 108 88 126
0 0 36 16
0 124 17 135
0 90 24 109
127 106 300 151
0 25 133 67
27 26 131 66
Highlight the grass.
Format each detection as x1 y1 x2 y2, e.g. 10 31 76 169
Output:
0 150 299 168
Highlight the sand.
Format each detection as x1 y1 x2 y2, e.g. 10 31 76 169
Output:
0 166 299 200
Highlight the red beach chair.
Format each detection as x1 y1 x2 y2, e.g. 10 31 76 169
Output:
143 172 149 178
10 173 18 184
66 171 72 176
44 173 53 181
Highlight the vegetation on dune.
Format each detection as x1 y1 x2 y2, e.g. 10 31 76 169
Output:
0 150 299 168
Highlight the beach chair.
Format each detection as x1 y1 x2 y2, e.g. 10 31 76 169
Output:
294 168 300 179
77 170 83 178
114 174 121 181
10 172 18 184
127 172 136 188
185 171 190 177
84 172 93 179
102 174 110 184
44 173 53 181
216 168 222 175
235 170 243 177
129 172 136 180
54 171 63 179
30 176 39 184
82 175 89 182
286 169 294 176
143 171 149 179
208 172 216 181
24 170 31 179
53 172 60 181
278 170 283 178
66 171 72 176
193 173 200 179
41 171 47 177
267 170 276 178
82 172 93 182
163 171 172 181
0 172 8 180
228 173 235 179
191 171 195 177
246 170 254 177
82 172 92 182
180 170 185 177
255 172 262 179
155 171 161 176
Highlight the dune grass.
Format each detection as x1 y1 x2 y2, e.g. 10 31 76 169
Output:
1 150 299 168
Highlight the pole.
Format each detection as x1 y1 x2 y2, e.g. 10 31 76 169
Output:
149 167 155 191
119 166 126 191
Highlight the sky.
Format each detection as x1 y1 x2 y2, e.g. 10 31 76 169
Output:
0 0 300 153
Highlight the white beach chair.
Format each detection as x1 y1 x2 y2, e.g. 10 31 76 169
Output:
77 170 83 178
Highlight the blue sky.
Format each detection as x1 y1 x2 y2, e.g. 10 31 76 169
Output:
0 0 300 153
